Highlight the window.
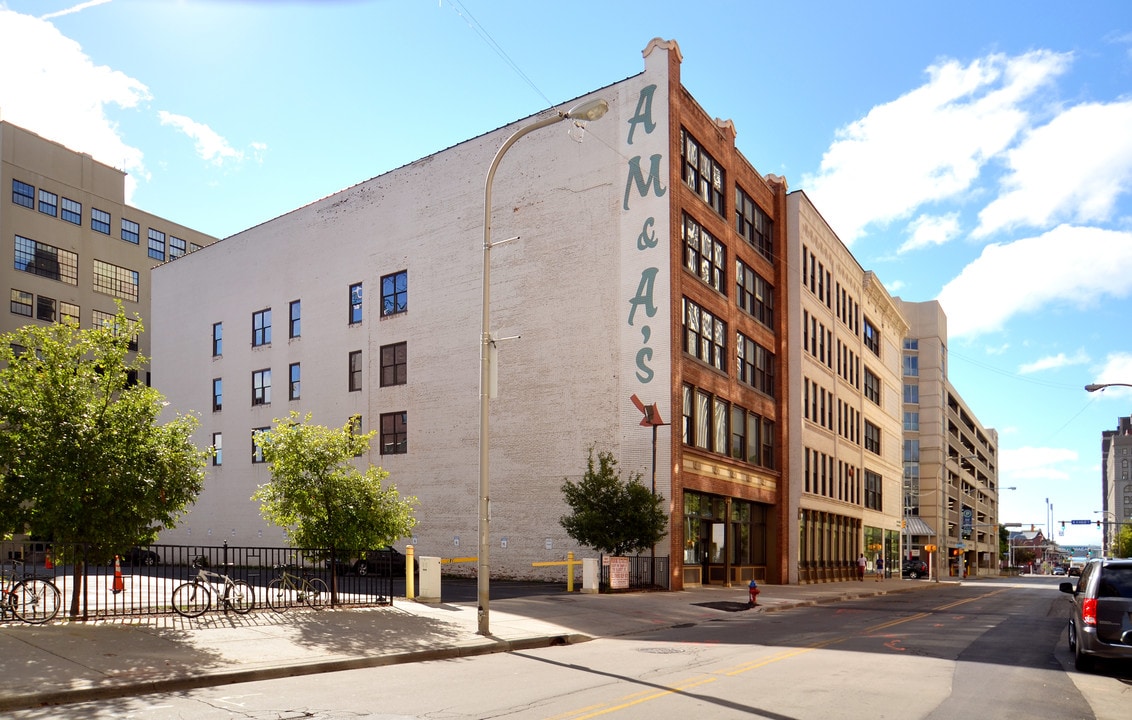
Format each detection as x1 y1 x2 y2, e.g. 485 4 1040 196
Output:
212 432 222 466
252 428 269 464
380 342 407 387
91 208 111 234
36 296 56 322
289 300 301 338
212 378 222 411
289 363 300 400
61 198 81 225
904 411 919 431
121 219 139 244
903 338 919 350
903 384 919 404
92 310 139 350
736 259 773 327
680 128 725 216
10 290 32 317
252 309 271 347
147 229 166 261
381 270 407 316
212 322 222 356
736 187 773 261
15 236 79 285
903 354 918 376
864 470 883 511
349 350 363 391
169 237 186 259
59 301 78 325
737 333 775 396
380 412 407 454
682 214 725 292
683 382 775 469
38 189 57 217
349 282 363 324
93 260 140 302
863 317 880 356
252 369 271 405
682 297 726 371
864 421 881 455
864 367 881 405
12 180 34 209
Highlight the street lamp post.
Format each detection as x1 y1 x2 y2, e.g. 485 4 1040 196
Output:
479 98 609 636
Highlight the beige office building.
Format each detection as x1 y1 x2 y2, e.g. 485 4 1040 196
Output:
1 120 217 362
896 299 1001 578
786 191 908 583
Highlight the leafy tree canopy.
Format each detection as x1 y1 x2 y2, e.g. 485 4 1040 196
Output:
0 308 206 559
252 412 418 554
559 446 667 556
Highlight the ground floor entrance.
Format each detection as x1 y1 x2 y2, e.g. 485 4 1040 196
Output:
681 490 769 587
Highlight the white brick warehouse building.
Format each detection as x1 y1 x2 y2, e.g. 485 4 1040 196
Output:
153 41 687 581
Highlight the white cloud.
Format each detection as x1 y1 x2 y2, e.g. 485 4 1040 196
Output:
898 212 960 253
802 50 1071 246
975 100 1132 237
158 111 243 167
40 0 111 21
0 9 150 197
936 225 1132 338
1087 353 1132 396
1017 349 1090 374
1000 446 1077 482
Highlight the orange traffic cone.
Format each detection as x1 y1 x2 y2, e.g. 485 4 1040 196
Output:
44 551 53 570
112 555 124 594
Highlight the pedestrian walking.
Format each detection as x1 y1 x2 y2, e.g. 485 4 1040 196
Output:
857 553 866 581
875 555 884 581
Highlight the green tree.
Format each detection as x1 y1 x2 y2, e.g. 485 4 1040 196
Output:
1114 524 1132 558
252 412 418 587
0 309 207 616
559 446 668 557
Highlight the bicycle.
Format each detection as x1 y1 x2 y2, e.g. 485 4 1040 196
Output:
171 562 254 617
1 560 61 624
265 565 329 611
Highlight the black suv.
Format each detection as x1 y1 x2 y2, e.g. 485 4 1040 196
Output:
901 559 928 579
1059 558 1132 671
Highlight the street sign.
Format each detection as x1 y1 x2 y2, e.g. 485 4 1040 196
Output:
1070 519 1091 525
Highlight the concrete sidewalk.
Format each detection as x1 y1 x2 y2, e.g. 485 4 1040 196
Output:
0 576 943 712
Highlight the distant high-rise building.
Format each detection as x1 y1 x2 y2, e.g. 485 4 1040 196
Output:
1 120 217 365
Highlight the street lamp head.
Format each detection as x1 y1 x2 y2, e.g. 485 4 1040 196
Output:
564 98 609 122
1085 383 1105 392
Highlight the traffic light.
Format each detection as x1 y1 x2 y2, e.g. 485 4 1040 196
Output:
1096 521 1101 527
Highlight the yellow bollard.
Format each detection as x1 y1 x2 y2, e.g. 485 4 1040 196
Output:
406 545 415 600
567 551 574 593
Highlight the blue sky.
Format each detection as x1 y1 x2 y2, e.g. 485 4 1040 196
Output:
2 0 1131 549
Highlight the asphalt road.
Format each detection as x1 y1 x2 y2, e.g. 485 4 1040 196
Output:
16 577 1130 719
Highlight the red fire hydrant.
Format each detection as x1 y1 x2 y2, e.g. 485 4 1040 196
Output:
748 579 760 607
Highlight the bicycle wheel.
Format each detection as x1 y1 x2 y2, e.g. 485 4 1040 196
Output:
171 581 210 617
266 577 296 612
12 578 61 623
226 580 254 614
302 577 329 609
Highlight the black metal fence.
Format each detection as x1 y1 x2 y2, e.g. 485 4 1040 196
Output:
0 541 394 622
599 554 670 591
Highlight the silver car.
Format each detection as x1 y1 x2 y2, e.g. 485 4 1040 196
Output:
1059 558 1132 671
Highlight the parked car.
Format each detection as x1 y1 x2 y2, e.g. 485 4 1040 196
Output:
1052 566 1067 576
329 547 412 577
122 547 160 566
901 559 928 579
1059 558 1132 671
